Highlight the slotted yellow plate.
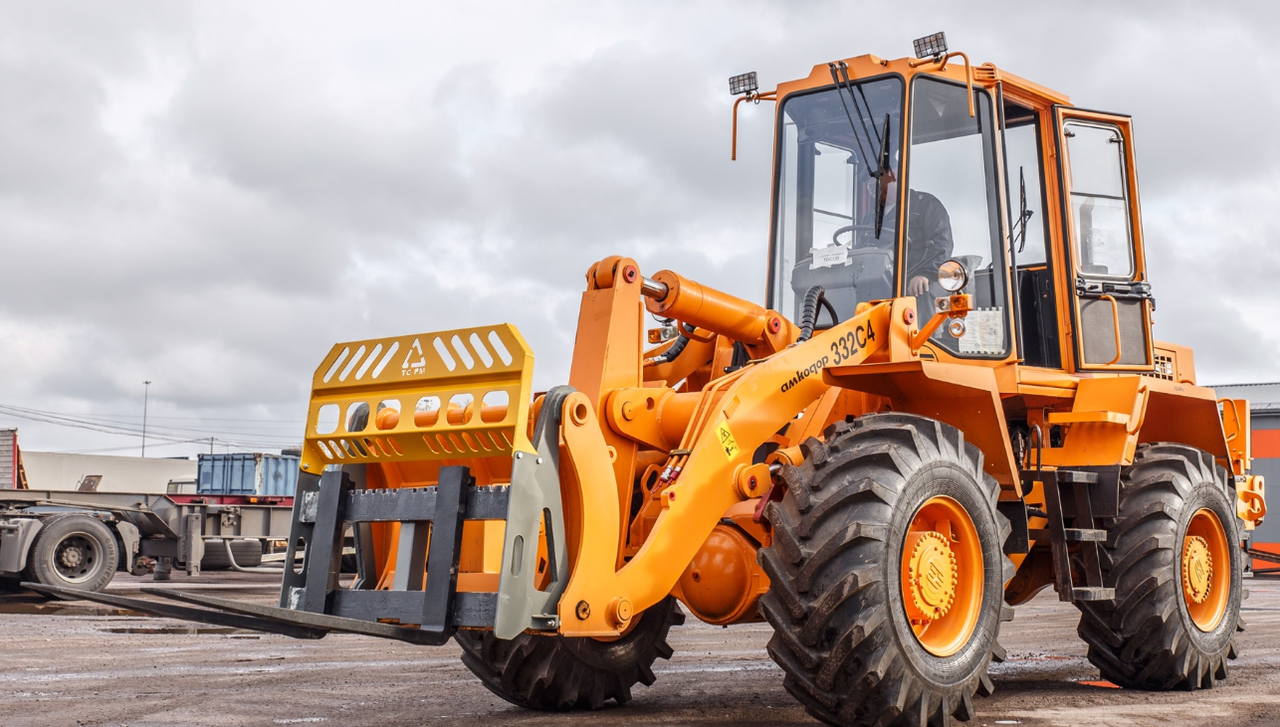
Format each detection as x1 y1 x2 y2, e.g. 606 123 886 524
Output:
299 323 534 473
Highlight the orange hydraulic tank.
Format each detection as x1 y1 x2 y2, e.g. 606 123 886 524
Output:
675 524 768 625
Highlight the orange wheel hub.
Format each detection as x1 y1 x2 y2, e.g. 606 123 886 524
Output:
900 496 983 657
904 531 957 623
1181 536 1211 604
1183 509 1230 632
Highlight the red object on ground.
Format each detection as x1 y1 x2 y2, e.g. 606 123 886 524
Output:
1252 542 1280 574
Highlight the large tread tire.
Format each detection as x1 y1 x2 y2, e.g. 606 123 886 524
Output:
23 513 119 593
1075 443 1242 690
455 596 684 710
761 413 1013 727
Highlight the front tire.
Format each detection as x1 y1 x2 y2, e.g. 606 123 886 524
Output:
456 596 684 710
760 414 1012 727
1075 443 1242 690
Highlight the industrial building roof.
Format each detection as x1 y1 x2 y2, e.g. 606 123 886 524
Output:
1209 383 1280 411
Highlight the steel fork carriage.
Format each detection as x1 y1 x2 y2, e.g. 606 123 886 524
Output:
282 464 501 644
271 372 573 643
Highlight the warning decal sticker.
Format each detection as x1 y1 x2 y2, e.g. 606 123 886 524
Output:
402 338 427 375
716 421 741 460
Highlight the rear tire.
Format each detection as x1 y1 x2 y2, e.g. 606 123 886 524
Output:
1075 443 1242 690
24 514 118 593
456 596 684 710
760 414 1012 727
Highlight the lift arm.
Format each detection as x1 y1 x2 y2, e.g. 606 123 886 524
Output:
556 296 913 636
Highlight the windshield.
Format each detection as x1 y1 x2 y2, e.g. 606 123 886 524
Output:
769 77 904 324
905 77 1007 357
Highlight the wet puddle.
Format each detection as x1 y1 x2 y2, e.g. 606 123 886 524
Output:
0 601 135 616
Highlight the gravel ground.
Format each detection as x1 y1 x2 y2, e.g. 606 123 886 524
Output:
2 573 1278 727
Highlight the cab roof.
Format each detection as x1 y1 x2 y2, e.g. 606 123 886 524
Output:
773 53 1071 109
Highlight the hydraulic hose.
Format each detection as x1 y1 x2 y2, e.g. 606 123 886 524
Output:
646 323 696 366
796 286 840 342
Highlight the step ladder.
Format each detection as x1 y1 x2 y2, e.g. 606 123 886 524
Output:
1021 467 1119 602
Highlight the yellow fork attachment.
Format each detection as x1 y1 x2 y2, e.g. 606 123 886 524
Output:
284 323 570 641
300 324 534 472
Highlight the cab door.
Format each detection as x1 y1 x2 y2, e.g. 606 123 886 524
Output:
1053 108 1154 370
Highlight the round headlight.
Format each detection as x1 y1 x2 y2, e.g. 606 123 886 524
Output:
937 259 969 293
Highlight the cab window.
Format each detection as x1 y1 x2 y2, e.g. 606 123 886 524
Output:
1063 122 1134 278
1003 101 1060 369
769 77 904 323
905 77 1008 357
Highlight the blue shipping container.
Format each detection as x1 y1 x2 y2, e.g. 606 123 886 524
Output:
197 453 300 497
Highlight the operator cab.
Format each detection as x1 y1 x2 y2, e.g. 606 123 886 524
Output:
768 60 1011 359
763 46 1154 373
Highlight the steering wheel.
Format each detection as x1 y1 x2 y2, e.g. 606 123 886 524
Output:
831 223 882 247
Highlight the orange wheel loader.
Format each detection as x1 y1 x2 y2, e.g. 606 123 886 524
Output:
34 33 1267 727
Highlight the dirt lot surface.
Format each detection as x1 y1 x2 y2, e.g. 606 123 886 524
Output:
2 573 1279 727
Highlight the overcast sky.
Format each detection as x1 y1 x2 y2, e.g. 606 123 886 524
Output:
1 1 1278 457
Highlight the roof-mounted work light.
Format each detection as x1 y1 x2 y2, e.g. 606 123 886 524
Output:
729 71 758 97
913 32 948 60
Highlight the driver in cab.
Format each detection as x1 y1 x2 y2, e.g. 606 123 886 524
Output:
859 170 954 304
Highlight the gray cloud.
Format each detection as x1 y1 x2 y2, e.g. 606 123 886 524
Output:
1 1 1278 454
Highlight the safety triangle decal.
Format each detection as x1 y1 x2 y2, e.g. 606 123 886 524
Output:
402 338 427 374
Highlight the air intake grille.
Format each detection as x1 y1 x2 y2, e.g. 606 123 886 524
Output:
1143 354 1175 381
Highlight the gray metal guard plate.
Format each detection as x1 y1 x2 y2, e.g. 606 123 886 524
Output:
493 385 574 639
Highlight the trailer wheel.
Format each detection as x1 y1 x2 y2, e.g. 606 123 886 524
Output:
24 514 119 593
760 414 1013 727
456 596 684 710
1075 443 1242 690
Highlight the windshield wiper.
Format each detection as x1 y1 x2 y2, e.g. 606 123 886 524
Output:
873 113 893 238
837 62 881 151
826 63 876 176
1011 166 1035 253
827 63 894 240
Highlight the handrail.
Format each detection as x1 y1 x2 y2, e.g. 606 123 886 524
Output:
909 51 974 117
1099 294 1124 365
731 91 776 161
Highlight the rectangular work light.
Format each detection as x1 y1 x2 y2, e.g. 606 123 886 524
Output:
913 32 948 59
729 71 758 96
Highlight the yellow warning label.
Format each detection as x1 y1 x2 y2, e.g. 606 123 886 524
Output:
716 421 740 460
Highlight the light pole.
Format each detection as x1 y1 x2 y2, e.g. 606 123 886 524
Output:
142 381 152 457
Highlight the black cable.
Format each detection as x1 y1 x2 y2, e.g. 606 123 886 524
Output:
648 323 697 365
796 286 840 342
820 297 839 329
724 341 750 374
